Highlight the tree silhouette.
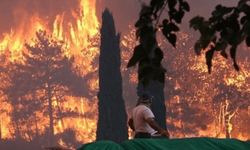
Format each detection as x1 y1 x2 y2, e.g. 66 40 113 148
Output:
190 0 250 72
125 0 189 131
125 0 250 139
0 50 14 140
123 23 250 139
127 0 250 87
212 82 250 139
96 8 128 143
2 30 85 145
127 0 190 87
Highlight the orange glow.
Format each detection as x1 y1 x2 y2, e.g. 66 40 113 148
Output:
0 102 12 139
0 0 99 145
122 27 250 141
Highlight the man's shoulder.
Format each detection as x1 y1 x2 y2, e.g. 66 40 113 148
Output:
134 105 151 112
135 105 145 109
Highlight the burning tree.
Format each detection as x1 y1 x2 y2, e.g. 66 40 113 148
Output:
122 22 250 139
0 51 12 140
125 0 250 139
96 9 128 143
2 30 85 145
128 0 250 87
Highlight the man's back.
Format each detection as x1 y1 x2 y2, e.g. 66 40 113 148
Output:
128 92 170 138
132 105 155 134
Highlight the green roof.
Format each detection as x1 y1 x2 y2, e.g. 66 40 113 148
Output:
78 137 250 150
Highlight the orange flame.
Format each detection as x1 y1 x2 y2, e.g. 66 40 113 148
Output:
0 0 100 145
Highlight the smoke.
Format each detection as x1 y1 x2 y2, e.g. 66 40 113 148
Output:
96 0 141 32
96 0 238 33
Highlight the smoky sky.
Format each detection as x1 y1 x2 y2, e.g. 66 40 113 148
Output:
96 0 238 32
0 0 241 39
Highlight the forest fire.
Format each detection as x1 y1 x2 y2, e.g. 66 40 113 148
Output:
0 0 100 147
122 26 250 141
0 0 250 149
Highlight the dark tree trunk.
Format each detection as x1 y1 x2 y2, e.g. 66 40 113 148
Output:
137 81 166 130
47 85 54 145
56 99 65 130
15 119 21 139
32 92 39 139
12 105 21 140
97 8 128 143
34 112 39 139
225 114 231 139
0 112 1 140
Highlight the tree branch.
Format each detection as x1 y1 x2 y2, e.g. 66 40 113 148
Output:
154 0 168 29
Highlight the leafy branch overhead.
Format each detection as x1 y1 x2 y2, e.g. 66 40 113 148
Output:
127 0 190 88
190 0 250 73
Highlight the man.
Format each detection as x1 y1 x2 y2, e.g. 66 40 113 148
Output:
128 92 170 138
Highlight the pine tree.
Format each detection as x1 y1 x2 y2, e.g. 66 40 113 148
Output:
96 8 128 143
3 31 84 145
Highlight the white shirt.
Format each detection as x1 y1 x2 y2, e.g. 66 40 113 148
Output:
132 105 156 134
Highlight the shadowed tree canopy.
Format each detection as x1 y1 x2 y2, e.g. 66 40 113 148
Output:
127 0 250 88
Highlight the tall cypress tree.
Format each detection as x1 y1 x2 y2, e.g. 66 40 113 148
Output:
96 8 128 143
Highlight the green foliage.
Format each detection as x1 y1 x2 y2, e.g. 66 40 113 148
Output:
127 0 189 88
190 0 250 73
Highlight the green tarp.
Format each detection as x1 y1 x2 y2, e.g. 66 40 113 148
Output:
78 140 124 150
78 138 250 150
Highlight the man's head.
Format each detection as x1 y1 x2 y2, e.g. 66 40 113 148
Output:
139 92 153 105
